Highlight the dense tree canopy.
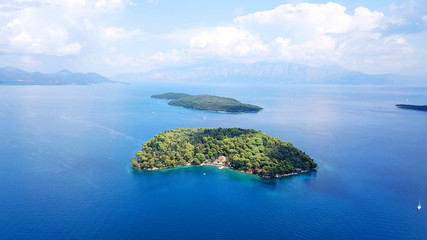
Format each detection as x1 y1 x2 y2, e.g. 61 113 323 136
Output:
152 92 192 100
131 128 317 178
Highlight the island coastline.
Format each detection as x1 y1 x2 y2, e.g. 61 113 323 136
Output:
133 159 317 178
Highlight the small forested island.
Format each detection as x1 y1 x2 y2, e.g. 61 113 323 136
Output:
152 92 263 113
396 104 427 112
130 128 317 178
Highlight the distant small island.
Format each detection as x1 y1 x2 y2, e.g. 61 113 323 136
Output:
152 92 263 113
396 104 427 112
130 128 317 178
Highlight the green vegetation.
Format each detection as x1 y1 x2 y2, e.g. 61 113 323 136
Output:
396 104 427 111
151 92 263 113
131 128 317 178
152 92 192 100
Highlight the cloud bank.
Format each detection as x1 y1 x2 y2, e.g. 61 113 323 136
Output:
158 2 423 74
0 0 426 75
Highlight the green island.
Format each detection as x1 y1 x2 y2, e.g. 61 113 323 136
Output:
131 128 317 178
396 104 427 112
152 92 263 113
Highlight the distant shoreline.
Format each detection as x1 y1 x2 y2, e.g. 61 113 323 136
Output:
396 104 427 112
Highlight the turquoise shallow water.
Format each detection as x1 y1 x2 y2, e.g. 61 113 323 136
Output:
0 82 426 239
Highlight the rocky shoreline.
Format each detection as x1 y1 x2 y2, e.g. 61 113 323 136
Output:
134 156 317 178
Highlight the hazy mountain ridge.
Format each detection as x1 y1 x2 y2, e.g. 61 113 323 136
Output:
0 67 116 85
114 62 425 85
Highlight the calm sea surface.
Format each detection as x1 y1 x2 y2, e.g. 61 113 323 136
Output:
0 82 426 239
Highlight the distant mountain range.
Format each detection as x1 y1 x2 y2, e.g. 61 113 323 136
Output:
114 62 426 85
0 67 115 85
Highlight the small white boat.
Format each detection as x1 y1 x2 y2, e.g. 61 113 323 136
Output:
203 173 206 175
418 202 422 210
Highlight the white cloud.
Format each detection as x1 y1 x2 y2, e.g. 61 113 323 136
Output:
56 43 82 56
423 15 427 22
270 34 339 63
102 53 143 67
20 55 39 64
98 26 143 42
150 49 190 63
0 8 82 55
151 2 410 73
271 37 292 59
234 3 383 34
189 27 266 60
0 0 136 57
234 2 352 33
105 26 269 70
351 7 384 31
8 31 42 53
150 3 387 68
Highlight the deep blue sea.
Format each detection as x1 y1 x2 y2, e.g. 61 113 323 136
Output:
0 82 426 239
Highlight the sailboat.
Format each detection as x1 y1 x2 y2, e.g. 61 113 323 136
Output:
417 200 422 210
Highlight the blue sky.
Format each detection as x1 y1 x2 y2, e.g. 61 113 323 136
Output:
0 0 426 76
